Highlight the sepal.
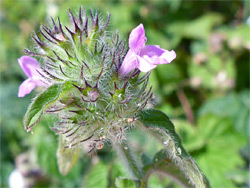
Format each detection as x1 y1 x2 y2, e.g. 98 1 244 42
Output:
56 135 80 175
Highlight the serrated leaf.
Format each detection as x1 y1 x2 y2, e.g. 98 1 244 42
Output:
199 90 250 136
115 177 142 188
196 114 246 187
138 109 210 188
198 94 240 117
24 83 64 131
173 114 247 187
56 135 80 175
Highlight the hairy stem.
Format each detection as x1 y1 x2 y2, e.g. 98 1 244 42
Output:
113 141 143 180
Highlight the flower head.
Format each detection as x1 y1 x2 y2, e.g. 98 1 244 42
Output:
18 56 47 97
119 24 176 76
22 9 153 155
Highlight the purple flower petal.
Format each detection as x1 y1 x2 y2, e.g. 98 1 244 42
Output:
119 24 176 77
137 55 157 72
119 50 138 76
18 56 48 97
140 45 176 65
18 78 37 97
129 24 147 52
160 50 176 64
18 56 40 78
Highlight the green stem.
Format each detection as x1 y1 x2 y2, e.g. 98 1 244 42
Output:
113 141 143 180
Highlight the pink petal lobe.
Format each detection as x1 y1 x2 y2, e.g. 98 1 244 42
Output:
18 78 37 97
140 45 176 65
18 56 40 78
160 50 176 64
137 55 157 72
119 50 139 76
129 24 147 52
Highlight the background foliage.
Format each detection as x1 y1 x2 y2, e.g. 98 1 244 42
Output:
1 0 249 187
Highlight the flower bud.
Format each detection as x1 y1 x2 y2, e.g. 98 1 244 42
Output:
88 89 99 102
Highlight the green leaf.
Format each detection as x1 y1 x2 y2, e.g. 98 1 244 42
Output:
147 173 173 188
30 118 90 187
195 114 246 187
199 90 250 136
84 162 109 188
138 109 210 188
199 94 240 117
168 13 224 40
173 114 247 187
56 135 81 175
115 177 142 188
143 149 192 187
108 162 127 187
174 120 205 153
138 109 188 157
24 83 64 131
234 90 250 135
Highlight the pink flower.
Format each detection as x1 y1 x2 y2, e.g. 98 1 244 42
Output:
18 56 47 97
119 24 176 76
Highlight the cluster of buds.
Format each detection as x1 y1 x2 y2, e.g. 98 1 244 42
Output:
19 7 176 153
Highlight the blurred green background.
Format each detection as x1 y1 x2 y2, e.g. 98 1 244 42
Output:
1 0 249 187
